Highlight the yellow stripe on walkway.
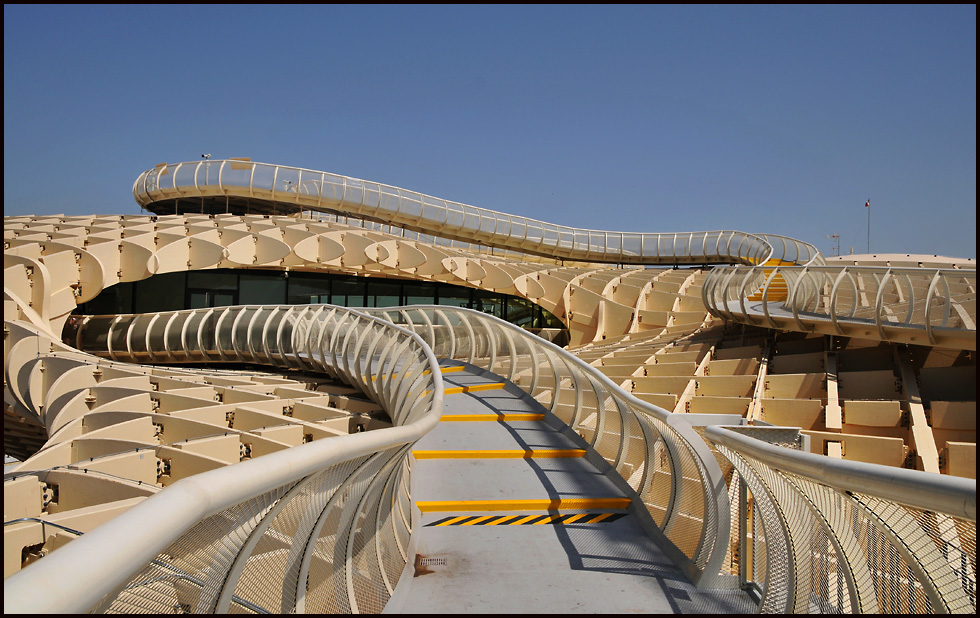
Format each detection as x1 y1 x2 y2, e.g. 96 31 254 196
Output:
440 413 545 422
416 498 631 513
370 365 463 382
444 383 505 395
413 449 585 459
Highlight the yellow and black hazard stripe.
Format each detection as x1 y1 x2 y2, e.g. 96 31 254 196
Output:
425 512 626 527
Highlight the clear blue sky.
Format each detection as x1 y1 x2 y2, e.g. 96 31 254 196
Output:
4 5 976 258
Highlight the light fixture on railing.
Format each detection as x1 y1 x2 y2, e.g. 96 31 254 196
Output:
202 154 212 160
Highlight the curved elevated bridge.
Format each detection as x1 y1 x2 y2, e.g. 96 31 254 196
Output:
5 305 975 613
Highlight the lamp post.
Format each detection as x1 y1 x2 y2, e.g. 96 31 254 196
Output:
202 154 212 185
865 199 871 253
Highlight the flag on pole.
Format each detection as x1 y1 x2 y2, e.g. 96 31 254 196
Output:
865 200 870 208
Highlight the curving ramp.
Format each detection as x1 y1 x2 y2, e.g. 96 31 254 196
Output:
133 159 823 267
130 159 975 350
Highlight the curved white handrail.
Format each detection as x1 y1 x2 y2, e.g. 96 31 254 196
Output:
706 425 976 614
133 159 823 267
4 306 444 614
703 265 977 350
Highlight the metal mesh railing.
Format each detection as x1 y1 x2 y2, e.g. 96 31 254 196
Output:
706 425 977 614
4 306 444 614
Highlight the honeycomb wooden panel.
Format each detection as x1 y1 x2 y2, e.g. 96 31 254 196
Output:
759 399 825 430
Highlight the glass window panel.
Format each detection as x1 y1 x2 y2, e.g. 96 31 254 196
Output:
559 230 574 250
524 222 543 243
197 161 218 187
403 282 436 306
252 165 275 190
344 178 363 204
438 288 471 308
379 191 400 213
623 234 642 257
606 234 621 253
277 168 301 196
539 306 565 329
330 279 366 306
173 164 196 188
506 296 536 326
187 271 237 290
642 235 660 257
443 204 464 228
288 275 331 304
480 215 495 234
361 182 382 207
321 174 345 202
590 231 604 254
367 281 402 308
422 202 447 224
675 234 692 258
109 318 132 354
221 164 252 189
140 169 158 192
297 176 319 197
462 206 481 230
199 313 219 354
400 192 423 217
80 318 111 350
134 272 186 313
84 282 135 315
369 294 401 308
189 291 209 310
542 225 558 244
240 273 286 305
212 291 236 307
473 291 504 318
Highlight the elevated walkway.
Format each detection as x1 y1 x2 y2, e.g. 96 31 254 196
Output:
706 265 976 350
388 362 753 613
132 159 822 267
4 306 974 614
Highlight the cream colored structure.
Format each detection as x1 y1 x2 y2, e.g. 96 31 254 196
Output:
3 159 976 613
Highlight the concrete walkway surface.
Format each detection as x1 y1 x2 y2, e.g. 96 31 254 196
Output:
385 362 755 613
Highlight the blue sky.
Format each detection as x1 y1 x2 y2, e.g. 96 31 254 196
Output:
4 5 976 258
